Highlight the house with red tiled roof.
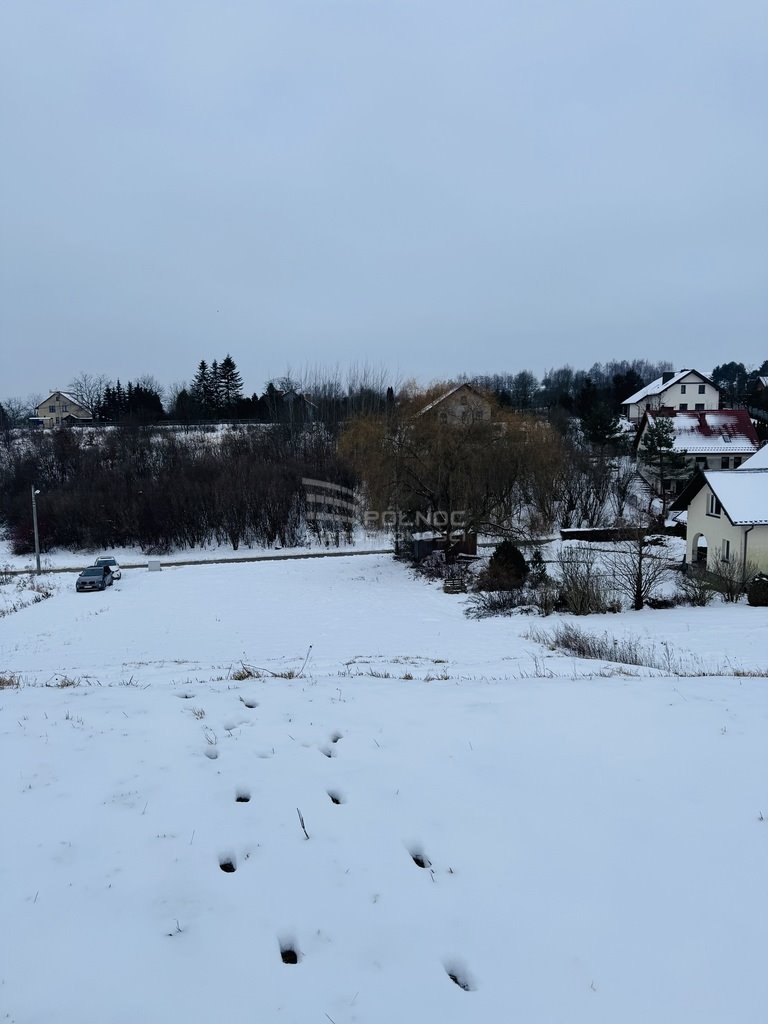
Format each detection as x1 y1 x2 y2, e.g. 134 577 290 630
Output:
634 409 760 495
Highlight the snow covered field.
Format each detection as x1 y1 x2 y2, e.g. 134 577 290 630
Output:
1 555 767 1023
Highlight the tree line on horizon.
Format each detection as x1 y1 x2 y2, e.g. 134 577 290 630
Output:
1 355 767 433
2 354 767 557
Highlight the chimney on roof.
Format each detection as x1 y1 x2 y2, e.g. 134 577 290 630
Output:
662 372 675 384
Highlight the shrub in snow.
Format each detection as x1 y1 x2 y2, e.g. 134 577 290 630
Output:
466 589 533 618
677 569 716 607
527 549 548 588
709 548 758 603
475 541 529 591
466 581 561 618
555 543 618 615
747 573 768 607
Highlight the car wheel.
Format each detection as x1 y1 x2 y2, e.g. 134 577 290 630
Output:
100 581 106 591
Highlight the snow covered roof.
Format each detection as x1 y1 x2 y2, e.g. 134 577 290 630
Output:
644 410 759 454
737 443 768 470
703 469 768 525
622 370 714 407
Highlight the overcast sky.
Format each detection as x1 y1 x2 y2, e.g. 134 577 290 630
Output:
1 0 766 400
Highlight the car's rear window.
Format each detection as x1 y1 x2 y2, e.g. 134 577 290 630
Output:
81 567 103 576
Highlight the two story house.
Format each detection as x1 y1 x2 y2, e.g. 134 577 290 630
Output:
416 383 492 425
32 392 92 428
622 370 719 422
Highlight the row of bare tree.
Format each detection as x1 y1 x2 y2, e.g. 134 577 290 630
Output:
1 426 353 555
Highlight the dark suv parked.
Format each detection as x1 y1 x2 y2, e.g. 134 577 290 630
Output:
76 565 113 592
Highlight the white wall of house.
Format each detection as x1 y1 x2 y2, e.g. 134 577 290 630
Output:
686 483 768 573
34 392 90 427
659 374 718 414
627 372 719 421
749 529 768 569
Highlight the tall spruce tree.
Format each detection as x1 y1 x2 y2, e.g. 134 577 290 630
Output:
219 354 244 413
190 360 213 416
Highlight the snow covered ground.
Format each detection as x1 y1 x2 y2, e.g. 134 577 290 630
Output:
1 555 767 1023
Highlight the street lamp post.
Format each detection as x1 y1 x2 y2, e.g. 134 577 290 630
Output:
31 485 41 575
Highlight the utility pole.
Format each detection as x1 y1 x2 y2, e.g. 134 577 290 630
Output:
31 485 41 575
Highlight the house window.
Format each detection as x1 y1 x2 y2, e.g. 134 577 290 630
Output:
698 384 706 394
721 457 729 469
707 493 721 516
679 403 688 411
439 412 448 424
49 405 56 412
722 539 730 562
695 457 707 470
695 403 705 411
62 404 68 411
459 395 468 405
680 384 687 394
734 457 742 468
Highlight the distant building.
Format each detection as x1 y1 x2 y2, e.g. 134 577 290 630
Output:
622 370 719 422
32 392 92 428
416 384 492 425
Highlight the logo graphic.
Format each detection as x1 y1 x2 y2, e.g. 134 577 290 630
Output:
303 478 467 540
303 478 359 529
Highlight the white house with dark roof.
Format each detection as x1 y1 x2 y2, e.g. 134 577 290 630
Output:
32 391 92 428
622 370 719 422
671 467 768 574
